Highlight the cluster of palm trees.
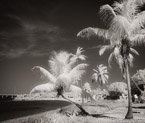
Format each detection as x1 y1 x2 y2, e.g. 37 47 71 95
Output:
31 0 145 119
77 0 145 119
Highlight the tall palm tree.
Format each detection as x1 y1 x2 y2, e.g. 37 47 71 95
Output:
71 47 87 104
92 64 109 88
77 0 145 119
99 44 139 78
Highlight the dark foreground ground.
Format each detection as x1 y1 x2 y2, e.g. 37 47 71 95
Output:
0 99 145 123
0 100 70 122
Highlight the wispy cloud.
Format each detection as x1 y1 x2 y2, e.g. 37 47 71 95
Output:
0 16 70 59
0 48 27 58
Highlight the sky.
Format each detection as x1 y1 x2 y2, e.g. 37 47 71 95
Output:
0 0 145 94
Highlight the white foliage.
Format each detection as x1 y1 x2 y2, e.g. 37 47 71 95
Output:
83 82 91 92
32 66 56 83
48 51 73 77
108 82 127 95
31 50 87 94
68 63 88 84
55 74 71 92
69 85 82 97
92 64 109 86
30 83 55 94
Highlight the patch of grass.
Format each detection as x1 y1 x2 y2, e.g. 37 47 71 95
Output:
2 99 144 123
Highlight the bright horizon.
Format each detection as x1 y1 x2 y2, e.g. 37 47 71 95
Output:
0 0 145 94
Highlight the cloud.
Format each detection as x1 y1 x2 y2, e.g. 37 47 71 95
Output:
0 16 70 59
0 48 27 58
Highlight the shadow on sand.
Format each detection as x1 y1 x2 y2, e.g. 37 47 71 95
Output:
0 100 70 121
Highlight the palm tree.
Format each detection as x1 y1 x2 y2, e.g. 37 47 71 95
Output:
71 47 86 65
83 82 92 92
99 44 139 78
77 0 145 119
92 64 109 88
71 47 87 104
32 51 88 93
32 51 89 115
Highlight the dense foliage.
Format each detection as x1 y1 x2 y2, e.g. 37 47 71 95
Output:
107 82 127 99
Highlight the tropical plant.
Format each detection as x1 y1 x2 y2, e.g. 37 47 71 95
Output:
83 82 92 92
131 69 145 101
108 82 127 96
71 47 86 65
32 51 88 94
71 47 87 104
77 0 145 119
92 64 109 88
31 51 89 115
132 69 145 85
99 45 139 78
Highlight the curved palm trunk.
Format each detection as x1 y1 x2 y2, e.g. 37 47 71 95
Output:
61 94 89 116
56 85 89 115
125 60 133 119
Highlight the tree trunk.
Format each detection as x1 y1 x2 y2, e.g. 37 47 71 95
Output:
61 94 89 116
77 59 84 105
125 60 133 119
80 79 84 105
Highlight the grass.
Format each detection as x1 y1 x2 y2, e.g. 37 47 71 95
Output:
1 96 145 123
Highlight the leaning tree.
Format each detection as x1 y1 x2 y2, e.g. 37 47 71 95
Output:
77 0 145 119
32 51 89 115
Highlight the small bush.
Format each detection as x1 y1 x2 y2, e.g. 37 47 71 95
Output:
107 91 122 100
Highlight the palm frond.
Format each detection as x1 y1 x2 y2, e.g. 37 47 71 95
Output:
109 15 131 41
113 1 124 14
108 52 114 67
30 83 55 94
93 69 98 73
130 48 140 55
76 47 85 55
101 74 108 84
78 55 86 60
128 53 134 67
104 74 109 80
114 46 121 57
70 47 86 62
131 11 145 32
99 65 108 74
99 45 113 56
135 0 145 6
130 34 145 46
117 56 124 72
48 51 72 77
55 74 71 92
32 66 56 83
77 27 109 40
68 63 88 84
92 73 98 83
125 0 137 20
99 4 116 27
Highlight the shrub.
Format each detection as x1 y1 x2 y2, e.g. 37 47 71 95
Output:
107 82 127 100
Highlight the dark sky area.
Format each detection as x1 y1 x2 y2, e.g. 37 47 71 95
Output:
0 0 145 94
